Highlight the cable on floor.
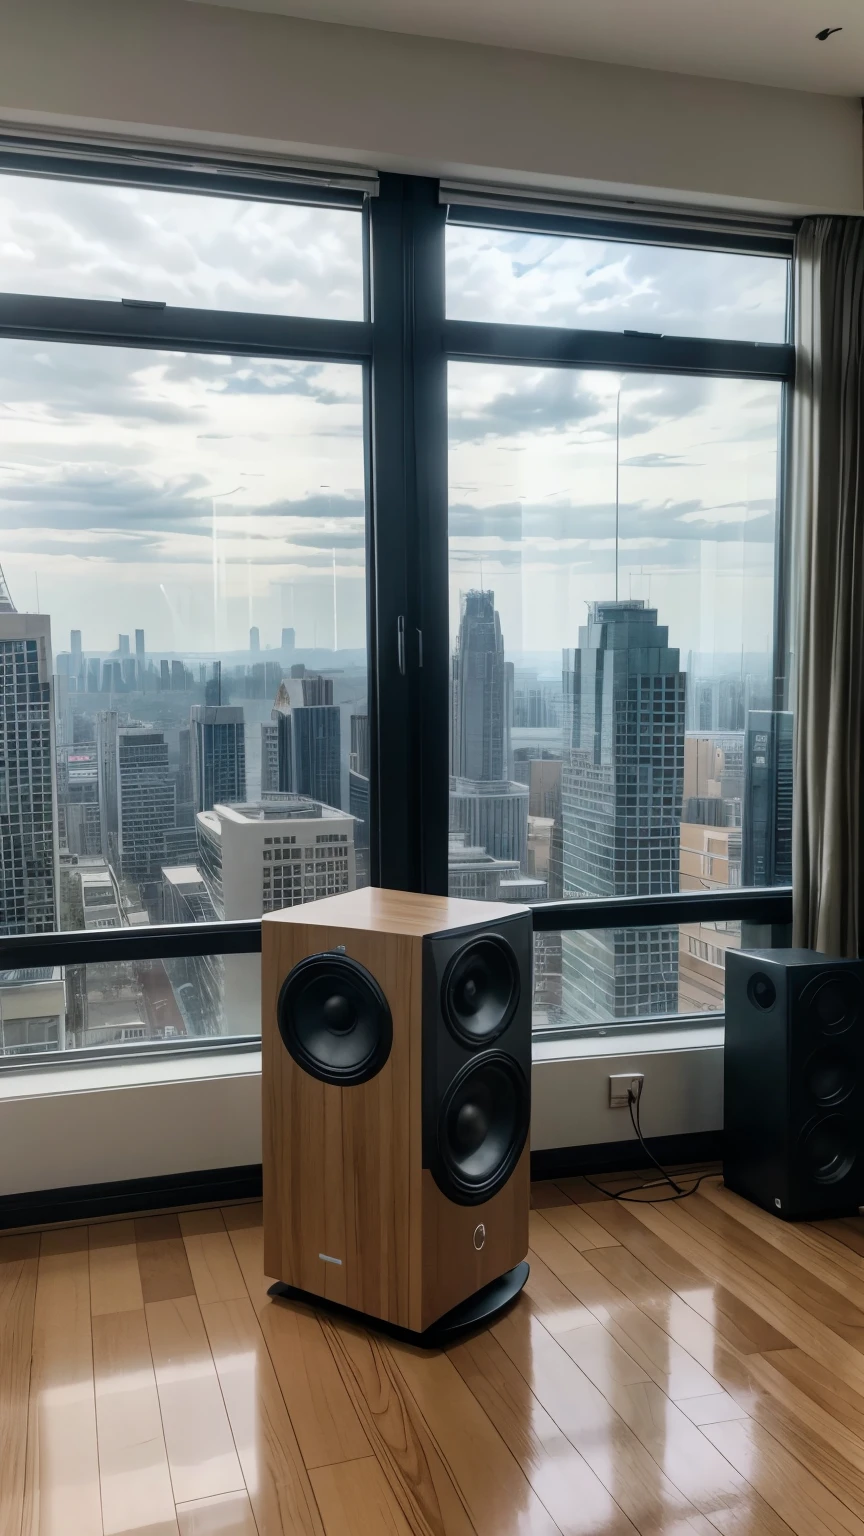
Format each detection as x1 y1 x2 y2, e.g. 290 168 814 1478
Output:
578 1085 711 1203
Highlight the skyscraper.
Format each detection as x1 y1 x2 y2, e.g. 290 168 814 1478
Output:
302 674 334 707
0 585 59 935
742 710 793 887
292 705 341 807
560 601 685 1024
135 628 145 688
261 682 293 795
116 728 176 880
71 628 83 685
189 705 246 812
250 626 260 653
281 627 296 654
118 634 130 657
448 589 526 886
451 589 506 781
96 710 119 863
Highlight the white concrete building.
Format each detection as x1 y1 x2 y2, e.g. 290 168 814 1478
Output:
196 797 355 921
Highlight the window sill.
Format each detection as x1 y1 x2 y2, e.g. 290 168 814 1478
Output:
0 1047 262 1101
531 1023 723 1063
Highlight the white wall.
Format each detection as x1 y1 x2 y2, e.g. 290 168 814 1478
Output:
0 0 861 213
0 1038 722 1198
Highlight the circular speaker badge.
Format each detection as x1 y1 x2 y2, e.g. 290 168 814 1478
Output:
277 951 392 1086
473 1223 486 1251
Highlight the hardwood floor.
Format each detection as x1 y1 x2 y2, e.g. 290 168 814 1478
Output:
6 1171 864 1533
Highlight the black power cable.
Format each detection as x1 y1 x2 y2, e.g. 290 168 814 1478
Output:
579 1083 711 1204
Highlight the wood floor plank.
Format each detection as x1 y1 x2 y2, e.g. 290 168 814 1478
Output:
491 1300 721 1536
92 1307 178 1536
575 1229 864 1522
449 1324 639 1535
585 1198 794 1354
759 1349 864 1445
624 1200 864 1400
703 1416 864 1536
137 1215 197 1304
179 1211 248 1306
541 1203 622 1252
145 1295 245 1505
88 1221 143 1316
227 1219 371 1470
385 1336 564 1535
319 1315 475 1536
199 1295 324 1536
699 1184 864 1320
309 1456 415 1535
524 1249 596 1337
531 1182 575 1210
176 1491 258 1534
220 1203 263 1232
0 1235 39 1536
21 1228 103 1536
681 1194 864 1340
812 1218 864 1260
532 1212 725 1402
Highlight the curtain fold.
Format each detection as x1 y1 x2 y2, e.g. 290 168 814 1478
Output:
791 217 864 955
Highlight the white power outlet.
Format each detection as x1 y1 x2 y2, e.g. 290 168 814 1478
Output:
609 1072 645 1109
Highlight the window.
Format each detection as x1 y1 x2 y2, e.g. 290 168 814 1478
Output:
0 159 370 1057
446 219 792 1031
0 159 794 1060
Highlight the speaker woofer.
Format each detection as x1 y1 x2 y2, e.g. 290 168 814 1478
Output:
277 952 392 1086
805 1045 856 1107
442 935 520 1047
798 1114 857 1185
800 973 863 1036
435 1051 529 1205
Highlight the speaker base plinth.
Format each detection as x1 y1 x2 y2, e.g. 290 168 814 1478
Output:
267 1259 529 1347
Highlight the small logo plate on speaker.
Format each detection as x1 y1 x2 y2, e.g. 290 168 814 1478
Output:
473 1223 486 1251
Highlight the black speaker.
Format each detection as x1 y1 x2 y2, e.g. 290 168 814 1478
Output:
724 948 864 1219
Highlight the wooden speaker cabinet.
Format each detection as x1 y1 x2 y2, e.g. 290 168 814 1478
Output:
262 887 532 1338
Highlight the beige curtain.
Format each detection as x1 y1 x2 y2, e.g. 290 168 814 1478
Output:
791 217 864 955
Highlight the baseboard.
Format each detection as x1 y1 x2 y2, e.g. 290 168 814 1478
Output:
530 1130 723 1181
0 1164 263 1232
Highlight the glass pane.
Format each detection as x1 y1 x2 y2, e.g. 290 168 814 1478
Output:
448 361 786 1028
0 173 363 318
0 338 368 1055
532 923 738 1032
447 224 788 343
0 954 259 1056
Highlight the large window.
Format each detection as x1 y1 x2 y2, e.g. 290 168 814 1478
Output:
0 158 794 1059
445 217 792 1031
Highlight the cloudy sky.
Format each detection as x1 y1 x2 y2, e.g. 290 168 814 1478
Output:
0 171 786 667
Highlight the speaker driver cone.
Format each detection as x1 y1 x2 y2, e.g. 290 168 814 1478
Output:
800 973 863 1036
442 935 520 1046
435 1051 529 1205
277 952 392 1086
798 1113 857 1185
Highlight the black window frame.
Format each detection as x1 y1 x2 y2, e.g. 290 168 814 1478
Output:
0 150 795 1067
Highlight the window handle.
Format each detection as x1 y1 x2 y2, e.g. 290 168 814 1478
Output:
417 628 423 668
397 615 406 676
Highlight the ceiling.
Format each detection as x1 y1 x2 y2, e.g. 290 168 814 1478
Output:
191 0 864 96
